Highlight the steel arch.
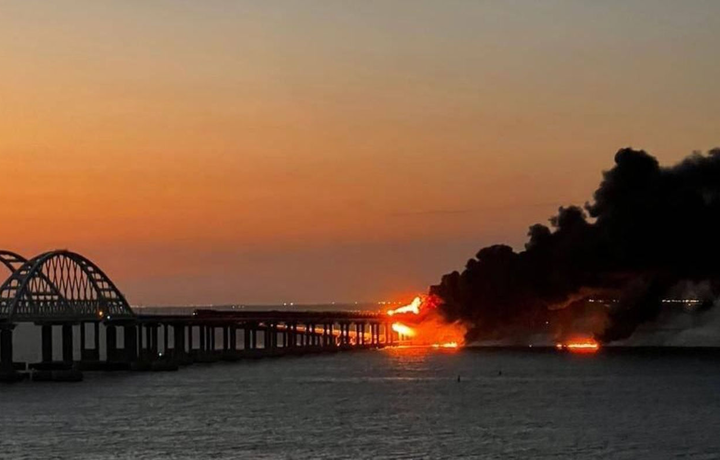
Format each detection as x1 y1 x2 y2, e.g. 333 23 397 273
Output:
0 250 134 322
0 250 27 274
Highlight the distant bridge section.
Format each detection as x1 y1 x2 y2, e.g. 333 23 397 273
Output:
0 249 393 382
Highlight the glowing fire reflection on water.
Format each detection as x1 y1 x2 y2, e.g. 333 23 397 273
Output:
556 338 600 353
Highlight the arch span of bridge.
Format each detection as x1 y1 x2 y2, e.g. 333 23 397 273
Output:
0 250 134 323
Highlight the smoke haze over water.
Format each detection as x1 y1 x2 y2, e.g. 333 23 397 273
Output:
431 148 720 344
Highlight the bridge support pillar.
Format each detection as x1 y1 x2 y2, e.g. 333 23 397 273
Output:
243 325 251 350
174 324 186 359
80 322 86 355
143 324 151 357
188 325 194 354
0 324 14 372
229 327 237 352
223 326 229 352
62 324 73 364
199 325 206 353
150 325 159 357
106 325 117 361
163 324 169 356
124 324 138 362
41 324 53 362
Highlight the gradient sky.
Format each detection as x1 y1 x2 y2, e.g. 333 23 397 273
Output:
1 1 719 305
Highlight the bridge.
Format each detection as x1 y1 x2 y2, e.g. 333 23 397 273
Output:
0 250 394 382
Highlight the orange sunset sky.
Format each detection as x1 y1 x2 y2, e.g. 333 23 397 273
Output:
1 1 719 305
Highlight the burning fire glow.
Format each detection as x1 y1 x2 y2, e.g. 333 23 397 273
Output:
386 295 466 349
387 296 422 316
391 322 417 337
555 338 600 353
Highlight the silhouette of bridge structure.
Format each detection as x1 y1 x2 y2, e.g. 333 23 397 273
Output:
0 250 393 382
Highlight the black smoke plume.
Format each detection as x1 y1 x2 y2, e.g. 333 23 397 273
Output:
430 148 720 343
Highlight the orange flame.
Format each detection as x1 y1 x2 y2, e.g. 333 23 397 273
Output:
386 295 466 349
556 338 600 353
391 322 417 337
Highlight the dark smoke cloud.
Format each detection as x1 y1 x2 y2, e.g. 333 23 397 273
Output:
430 148 720 343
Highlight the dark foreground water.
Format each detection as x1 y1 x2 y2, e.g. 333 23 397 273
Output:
1 347 719 459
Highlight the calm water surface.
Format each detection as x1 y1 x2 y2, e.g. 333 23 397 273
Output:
1 348 719 459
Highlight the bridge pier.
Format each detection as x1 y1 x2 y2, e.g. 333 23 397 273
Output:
173 323 186 361
163 324 169 356
41 324 53 362
0 324 23 382
188 324 195 356
62 324 73 364
106 325 118 361
124 324 138 362
243 324 251 350
199 325 206 355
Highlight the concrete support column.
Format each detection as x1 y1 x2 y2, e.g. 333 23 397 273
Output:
106 324 117 361
150 325 159 357
188 325 194 352
163 324 169 355
41 324 53 362
62 324 73 364
144 324 152 355
80 322 86 353
223 326 229 351
173 324 186 357
137 323 144 355
0 325 14 371
229 327 237 351
94 322 100 352
199 325 206 352
124 324 138 362
210 327 216 352
243 325 251 350
361 323 366 345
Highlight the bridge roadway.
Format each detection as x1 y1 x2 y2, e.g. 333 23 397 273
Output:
0 250 396 382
